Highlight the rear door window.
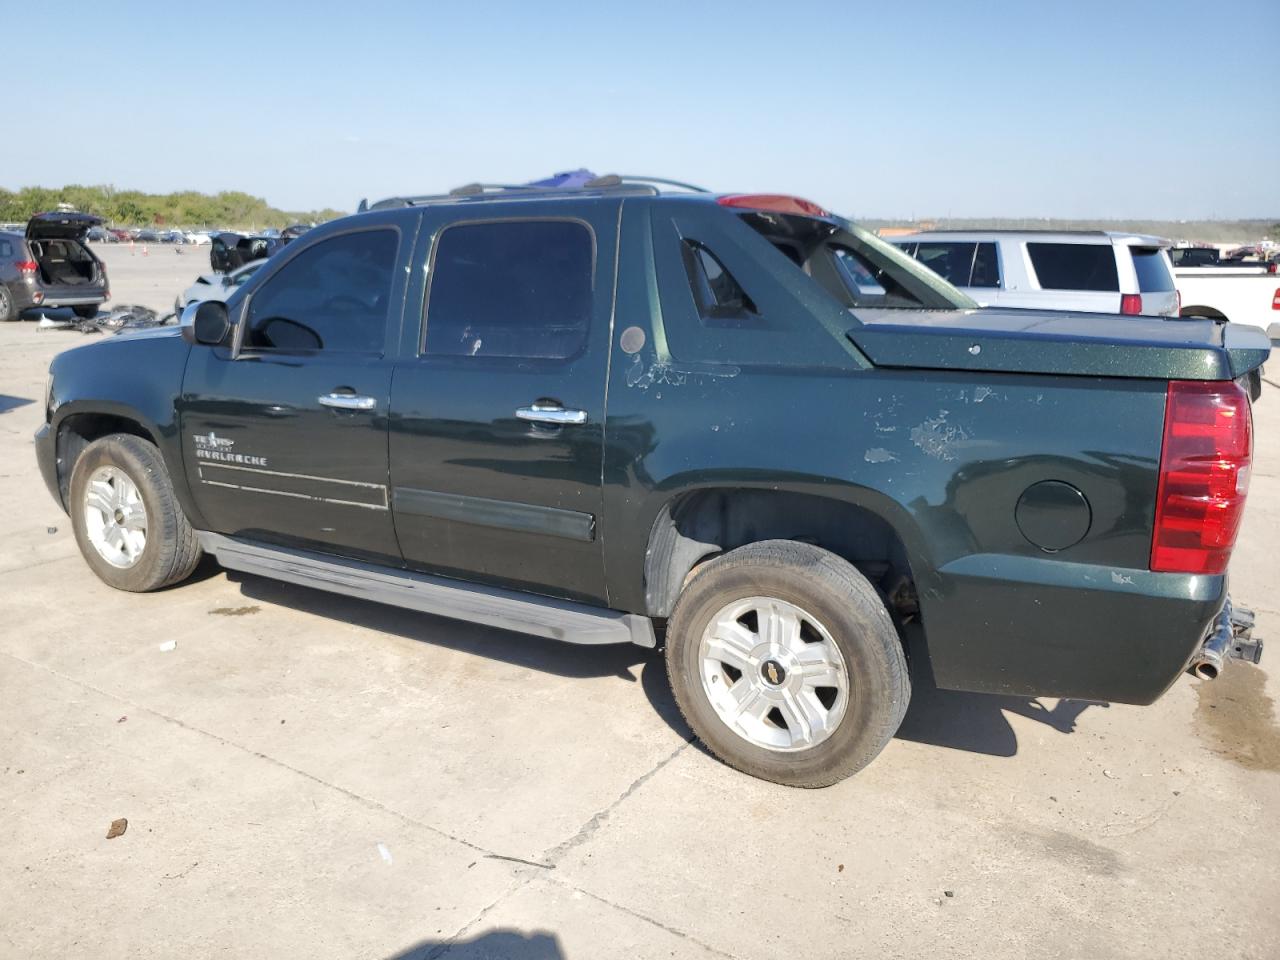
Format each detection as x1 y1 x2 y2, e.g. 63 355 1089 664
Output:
1130 247 1175 292
969 242 1000 288
913 242 976 286
1026 242 1119 291
908 241 1002 288
424 220 593 361
0 238 12 258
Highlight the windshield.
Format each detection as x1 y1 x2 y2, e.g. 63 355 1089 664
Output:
738 211 978 311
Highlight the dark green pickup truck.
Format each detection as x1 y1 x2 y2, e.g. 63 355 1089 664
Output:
35 180 1270 786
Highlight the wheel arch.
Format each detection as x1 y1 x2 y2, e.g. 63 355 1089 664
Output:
641 486 928 623
54 404 163 508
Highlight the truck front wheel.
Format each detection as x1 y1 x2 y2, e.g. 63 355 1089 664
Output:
665 540 910 787
68 434 202 592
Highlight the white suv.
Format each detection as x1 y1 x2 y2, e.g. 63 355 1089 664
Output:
893 231 1179 317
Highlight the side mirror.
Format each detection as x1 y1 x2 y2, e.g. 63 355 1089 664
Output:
181 300 231 346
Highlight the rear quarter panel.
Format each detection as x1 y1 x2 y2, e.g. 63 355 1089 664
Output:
603 203 1218 703
601 348 1214 703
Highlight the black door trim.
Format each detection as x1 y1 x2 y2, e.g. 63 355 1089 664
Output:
392 487 596 542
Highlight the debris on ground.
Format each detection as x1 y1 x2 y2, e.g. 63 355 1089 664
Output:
36 306 177 336
377 843 393 864
158 640 177 652
106 818 128 839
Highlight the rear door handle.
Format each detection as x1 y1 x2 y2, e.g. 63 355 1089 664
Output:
319 392 377 411
516 402 587 425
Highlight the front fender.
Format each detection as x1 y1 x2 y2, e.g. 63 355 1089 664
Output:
47 331 204 528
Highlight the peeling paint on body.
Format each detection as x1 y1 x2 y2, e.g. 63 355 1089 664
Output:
910 410 971 461
626 355 739 391
864 447 898 463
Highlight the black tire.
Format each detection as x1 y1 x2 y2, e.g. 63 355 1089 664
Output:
0 285 15 321
665 540 910 788
68 434 202 592
72 304 100 320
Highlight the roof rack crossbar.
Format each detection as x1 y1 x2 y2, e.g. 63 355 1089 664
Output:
585 174 710 192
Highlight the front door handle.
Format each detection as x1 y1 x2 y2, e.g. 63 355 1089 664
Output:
319 392 377 411
516 402 587 426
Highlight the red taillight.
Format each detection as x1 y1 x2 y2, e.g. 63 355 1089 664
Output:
718 194 830 218
1120 293 1143 315
1150 380 1252 575
15 259 37 276
1272 288 1280 310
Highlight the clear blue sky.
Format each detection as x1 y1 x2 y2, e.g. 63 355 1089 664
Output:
7 0 1277 219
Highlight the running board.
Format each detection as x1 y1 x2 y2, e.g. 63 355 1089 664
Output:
197 533 656 648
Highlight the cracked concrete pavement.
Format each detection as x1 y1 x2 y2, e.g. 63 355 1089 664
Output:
1 245 1278 958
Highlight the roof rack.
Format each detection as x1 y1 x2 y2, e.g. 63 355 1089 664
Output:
357 173 711 213
583 174 710 193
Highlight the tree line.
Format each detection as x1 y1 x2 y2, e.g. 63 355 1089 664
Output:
0 185 346 230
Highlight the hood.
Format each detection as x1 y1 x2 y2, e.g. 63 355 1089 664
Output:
846 307 1272 381
27 211 103 242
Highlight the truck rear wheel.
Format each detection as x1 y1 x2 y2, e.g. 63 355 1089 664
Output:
68 434 202 592
665 540 909 787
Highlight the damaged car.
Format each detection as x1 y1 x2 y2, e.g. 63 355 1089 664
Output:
209 232 279 274
174 259 265 316
0 212 109 321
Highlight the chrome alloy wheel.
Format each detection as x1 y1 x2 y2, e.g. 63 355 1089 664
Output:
83 465 148 568
698 596 849 752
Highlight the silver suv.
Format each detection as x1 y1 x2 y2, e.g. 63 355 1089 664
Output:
893 230 1179 317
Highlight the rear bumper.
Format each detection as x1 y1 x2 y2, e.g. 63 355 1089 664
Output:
34 423 63 511
921 554 1225 705
33 290 108 308
13 285 108 311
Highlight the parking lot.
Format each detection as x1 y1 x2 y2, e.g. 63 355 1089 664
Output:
2 244 1278 959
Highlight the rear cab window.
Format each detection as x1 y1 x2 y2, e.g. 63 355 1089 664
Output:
733 212 978 312
1025 242 1119 291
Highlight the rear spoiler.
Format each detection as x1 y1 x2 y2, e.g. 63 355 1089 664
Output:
1224 322 1273 379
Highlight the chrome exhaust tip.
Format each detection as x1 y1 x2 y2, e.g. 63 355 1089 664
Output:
1190 600 1264 680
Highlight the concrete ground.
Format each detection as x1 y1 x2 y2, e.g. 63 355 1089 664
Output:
2 244 1278 959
